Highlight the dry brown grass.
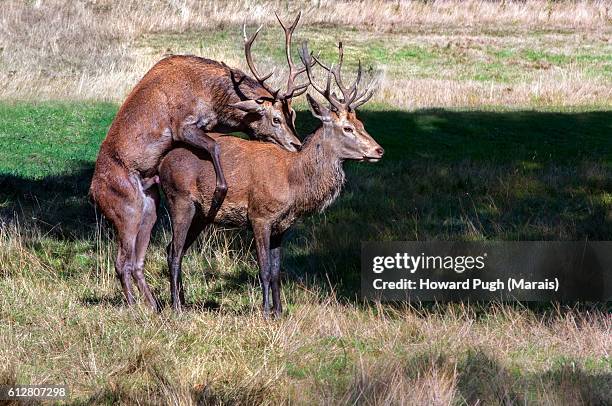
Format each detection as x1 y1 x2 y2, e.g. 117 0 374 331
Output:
0 0 610 106
0 220 610 404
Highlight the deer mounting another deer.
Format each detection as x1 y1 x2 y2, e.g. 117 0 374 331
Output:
159 41 383 316
89 13 310 310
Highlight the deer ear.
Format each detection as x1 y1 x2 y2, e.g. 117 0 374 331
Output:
306 94 331 122
228 99 266 114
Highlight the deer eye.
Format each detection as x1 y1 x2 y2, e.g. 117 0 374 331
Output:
344 127 354 134
273 117 282 125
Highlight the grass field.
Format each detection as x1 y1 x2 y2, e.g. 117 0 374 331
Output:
0 1 611 405
2 0 611 107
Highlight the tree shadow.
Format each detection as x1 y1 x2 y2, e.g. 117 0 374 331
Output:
0 160 97 239
453 349 612 405
285 108 612 302
348 347 611 405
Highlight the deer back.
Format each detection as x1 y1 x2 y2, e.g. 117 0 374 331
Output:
159 136 296 227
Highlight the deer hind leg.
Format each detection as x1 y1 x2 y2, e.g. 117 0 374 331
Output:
92 166 158 309
132 185 160 311
115 226 138 306
166 195 199 312
270 234 284 318
252 221 272 317
92 166 143 306
111 199 144 307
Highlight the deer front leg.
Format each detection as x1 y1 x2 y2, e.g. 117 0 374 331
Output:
252 221 272 317
179 124 227 220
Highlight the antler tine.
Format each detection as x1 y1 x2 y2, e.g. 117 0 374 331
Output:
333 42 345 88
340 59 362 106
290 84 309 98
298 43 323 95
309 52 339 100
305 39 377 111
243 23 279 97
275 10 301 35
299 42 344 111
350 76 377 110
276 11 312 100
331 42 360 106
313 42 363 108
351 89 375 109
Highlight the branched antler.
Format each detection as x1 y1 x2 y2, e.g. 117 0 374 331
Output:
299 42 343 112
242 12 313 100
275 11 311 99
300 41 376 111
243 24 279 98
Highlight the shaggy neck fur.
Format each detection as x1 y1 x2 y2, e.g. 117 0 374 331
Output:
289 124 346 214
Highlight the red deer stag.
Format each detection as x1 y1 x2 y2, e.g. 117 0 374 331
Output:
159 41 383 316
90 13 311 310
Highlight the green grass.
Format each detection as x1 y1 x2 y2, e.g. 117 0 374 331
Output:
0 102 115 179
2 101 610 174
139 26 612 86
0 102 610 403
1 101 610 251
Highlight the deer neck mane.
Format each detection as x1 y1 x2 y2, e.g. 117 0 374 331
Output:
289 124 346 214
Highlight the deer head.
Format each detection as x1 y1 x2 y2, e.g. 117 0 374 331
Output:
299 42 383 162
230 12 313 152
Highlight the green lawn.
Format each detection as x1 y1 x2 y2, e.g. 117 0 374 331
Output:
0 102 116 179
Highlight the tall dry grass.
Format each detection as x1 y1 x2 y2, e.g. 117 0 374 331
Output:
0 0 610 105
0 218 610 404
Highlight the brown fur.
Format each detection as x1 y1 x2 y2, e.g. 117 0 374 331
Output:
89 55 302 310
92 55 298 180
159 95 384 316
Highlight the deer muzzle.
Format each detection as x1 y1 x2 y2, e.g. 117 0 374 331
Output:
363 146 384 162
277 135 302 152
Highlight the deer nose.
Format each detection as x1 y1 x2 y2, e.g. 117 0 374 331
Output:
375 147 384 157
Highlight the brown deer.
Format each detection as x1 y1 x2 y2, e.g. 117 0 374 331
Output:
89 13 312 310
159 42 383 316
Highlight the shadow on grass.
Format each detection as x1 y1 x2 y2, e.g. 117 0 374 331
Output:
80 291 125 307
27 346 608 404
2 109 611 303
285 109 612 301
80 289 225 312
0 161 96 238
453 349 611 405
343 348 612 405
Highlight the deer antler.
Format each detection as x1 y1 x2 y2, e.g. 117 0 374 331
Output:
275 11 312 99
243 12 313 101
301 41 376 111
350 80 376 110
243 24 279 98
299 42 343 111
